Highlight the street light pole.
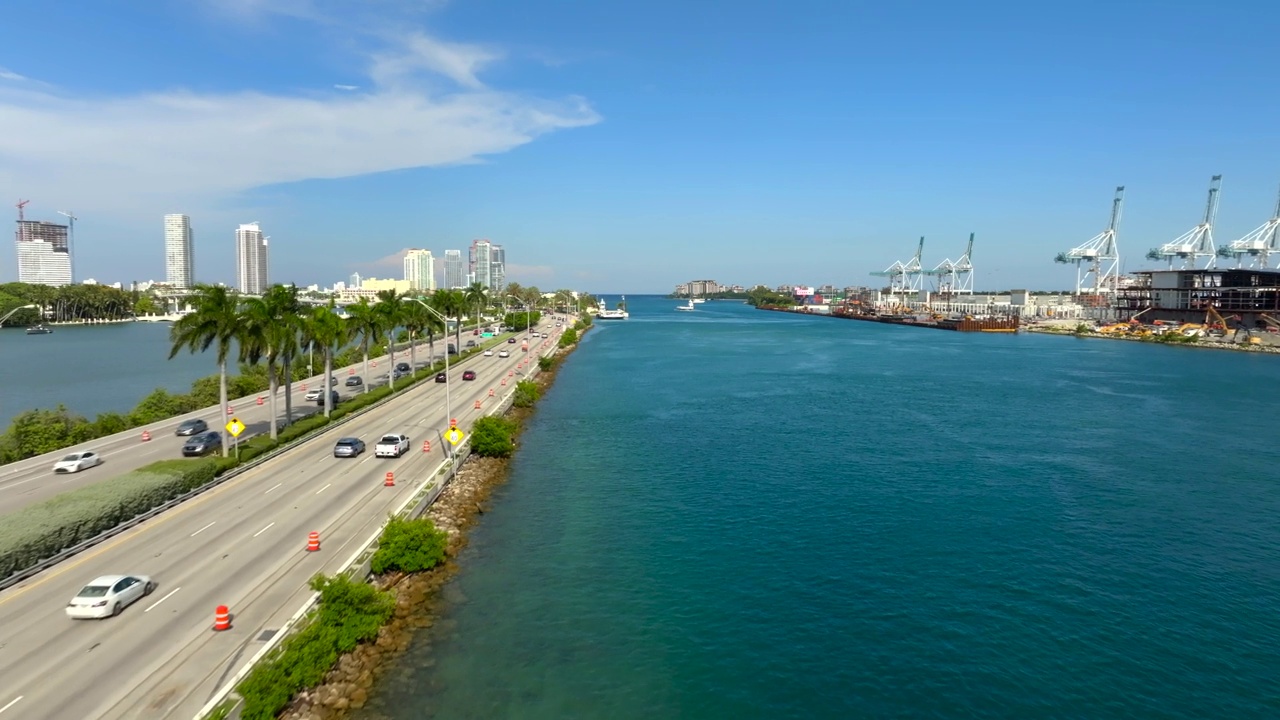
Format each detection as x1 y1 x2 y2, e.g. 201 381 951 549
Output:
412 298 452 454
0 304 38 327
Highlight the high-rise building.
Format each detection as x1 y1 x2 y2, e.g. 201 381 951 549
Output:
403 249 436 292
350 272 362 289
164 214 194 288
490 245 506 292
235 222 269 294
443 249 464 289
469 239 493 291
15 220 71 286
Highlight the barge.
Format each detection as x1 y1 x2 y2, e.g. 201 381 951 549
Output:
766 306 1021 332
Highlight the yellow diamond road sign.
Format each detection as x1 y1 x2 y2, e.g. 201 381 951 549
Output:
446 428 464 446
226 418 246 438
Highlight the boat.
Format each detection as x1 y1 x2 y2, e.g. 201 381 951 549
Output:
691 298 706 304
25 324 53 335
675 299 694 312
597 296 630 320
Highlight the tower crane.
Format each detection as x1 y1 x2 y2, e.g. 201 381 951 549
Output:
16 199 29 220
927 233 975 297
1147 175 1222 269
57 210 77 283
1217 183 1280 268
1055 186 1123 297
870 237 925 305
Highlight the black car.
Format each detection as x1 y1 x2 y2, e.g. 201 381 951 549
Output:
175 418 208 436
333 437 365 458
346 375 363 387
462 370 477 381
182 431 222 457
395 362 411 373
447 344 458 355
316 390 340 407
435 372 447 383
507 337 517 344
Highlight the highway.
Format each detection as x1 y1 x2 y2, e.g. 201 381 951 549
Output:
0 322 565 719
0 335 474 518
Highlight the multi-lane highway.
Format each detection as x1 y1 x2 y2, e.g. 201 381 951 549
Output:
0 336 471 517
0 321 566 719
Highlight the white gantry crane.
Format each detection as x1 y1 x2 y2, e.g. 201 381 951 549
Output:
870 236 925 302
926 233 975 296
1217 183 1280 268
1055 186 1123 297
1147 175 1222 269
57 210 77 282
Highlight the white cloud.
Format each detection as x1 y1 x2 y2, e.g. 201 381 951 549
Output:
0 68 26 82
0 30 599 220
333 84 359 91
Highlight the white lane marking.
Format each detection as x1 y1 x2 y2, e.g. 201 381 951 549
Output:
190 521 216 537
0 697 21 715
264 482 283 494
145 587 180 612
252 522 275 538
316 483 332 495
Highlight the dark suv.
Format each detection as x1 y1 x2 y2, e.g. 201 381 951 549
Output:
435 372 447 383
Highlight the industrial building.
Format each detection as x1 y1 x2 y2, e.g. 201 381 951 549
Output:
1116 269 1280 327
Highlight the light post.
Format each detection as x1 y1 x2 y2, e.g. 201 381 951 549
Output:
411 298 452 454
0 304 37 327
504 294 530 335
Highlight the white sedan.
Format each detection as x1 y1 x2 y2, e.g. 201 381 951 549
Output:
53 451 102 474
65 575 156 619
304 388 324 401
483 350 494 356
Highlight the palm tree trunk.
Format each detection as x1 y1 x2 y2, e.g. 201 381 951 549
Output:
283 351 294 425
388 330 397 391
409 330 417 373
219 358 229 457
428 331 435 367
362 342 370 394
323 346 334 417
268 354 280 440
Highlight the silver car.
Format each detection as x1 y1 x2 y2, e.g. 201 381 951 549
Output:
65 574 156 619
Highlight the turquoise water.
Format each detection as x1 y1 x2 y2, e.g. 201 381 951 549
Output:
358 296 1280 719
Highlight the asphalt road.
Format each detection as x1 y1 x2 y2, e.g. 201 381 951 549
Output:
0 333 494 518
0 322 566 719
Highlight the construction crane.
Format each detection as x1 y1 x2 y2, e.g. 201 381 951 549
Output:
927 233 975 297
16 199 29 221
1218 183 1280 268
1147 175 1222 269
57 210 77 283
1055 186 1123 298
870 236 925 304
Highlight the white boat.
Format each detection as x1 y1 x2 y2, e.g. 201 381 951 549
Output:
691 298 706 304
675 299 694 312
597 296 630 320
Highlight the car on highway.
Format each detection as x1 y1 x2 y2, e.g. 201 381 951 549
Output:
447 344 458 355
175 418 208 436
333 437 366 458
65 574 155 619
346 375 363 387
498 350 510 358
375 434 410 458
435 372 447 383
53 451 103 474
304 388 324 402
316 390 340 407
395 362 411 374
462 370 477 381
483 349 493 356
182 431 222 457
507 337 517 344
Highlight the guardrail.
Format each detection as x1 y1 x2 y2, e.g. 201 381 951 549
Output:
195 353 538 720
0 342 508 592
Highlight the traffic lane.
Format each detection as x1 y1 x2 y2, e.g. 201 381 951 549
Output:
0 349 527 716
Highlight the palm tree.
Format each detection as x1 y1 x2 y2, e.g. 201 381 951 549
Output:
302 303 345 417
400 298 434 373
344 299 382 394
465 281 489 329
434 289 466 351
239 285 298 440
374 289 406 390
168 284 240 457
274 285 304 425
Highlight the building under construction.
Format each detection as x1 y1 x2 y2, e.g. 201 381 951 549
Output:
1116 268 1280 328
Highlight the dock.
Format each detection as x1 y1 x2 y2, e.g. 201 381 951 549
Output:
765 306 1021 333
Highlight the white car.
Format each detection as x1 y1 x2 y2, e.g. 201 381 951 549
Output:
53 451 102 474
304 388 323 401
375 434 410 458
484 350 494 356
498 350 510 358
65 574 155 619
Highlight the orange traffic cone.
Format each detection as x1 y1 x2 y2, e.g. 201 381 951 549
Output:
474 399 481 409
140 430 151 442
384 472 395 487
256 396 264 405
226 405 234 415
306 531 320 552
422 440 431 452
213 605 231 631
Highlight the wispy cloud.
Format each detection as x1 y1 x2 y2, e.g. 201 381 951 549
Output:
0 11 599 220
0 68 26 82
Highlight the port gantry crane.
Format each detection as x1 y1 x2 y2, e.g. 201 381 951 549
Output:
1147 175 1223 269
1217 183 1280 269
1055 186 1123 300
926 232 975 299
869 236 925 305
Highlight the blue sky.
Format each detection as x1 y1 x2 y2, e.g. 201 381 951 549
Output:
2 0 1279 293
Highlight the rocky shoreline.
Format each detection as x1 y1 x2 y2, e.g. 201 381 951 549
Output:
1026 326 1280 354
277 340 578 720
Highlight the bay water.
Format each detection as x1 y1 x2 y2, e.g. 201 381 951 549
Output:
357 296 1280 719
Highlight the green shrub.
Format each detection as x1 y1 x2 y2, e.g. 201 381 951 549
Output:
0 458 220 578
470 416 517 458
558 327 579 347
237 573 394 720
513 380 539 408
370 517 448 575
537 356 554 371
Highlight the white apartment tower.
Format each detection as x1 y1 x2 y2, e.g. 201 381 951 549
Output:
235 222 269 294
164 214 194 287
469 239 492 291
443 249 464 289
403 249 436 292
490 244 506 292
14 220 71 286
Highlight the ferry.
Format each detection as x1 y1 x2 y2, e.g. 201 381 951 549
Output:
597 297 630 320
25 324 53 335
